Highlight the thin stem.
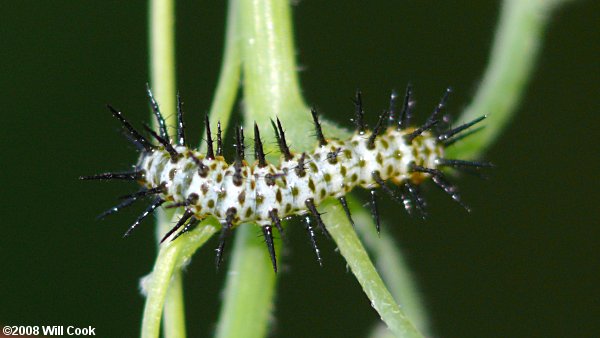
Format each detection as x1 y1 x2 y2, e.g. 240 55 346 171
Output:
143 0 243 336
214 225 280 338
203 0 242 147
141 222 219 338
141 237 180 338
320 199 423 338
147 0 185 337
449 0 566 159
214 0 306 337
161 272 185 338
149 0 176 124
350 201 430 336
238 0 311 148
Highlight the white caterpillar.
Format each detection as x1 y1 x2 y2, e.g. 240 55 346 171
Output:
82 85 491 272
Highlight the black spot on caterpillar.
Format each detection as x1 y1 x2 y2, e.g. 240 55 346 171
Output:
81 84 492 272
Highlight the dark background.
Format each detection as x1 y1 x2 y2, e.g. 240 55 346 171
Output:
1 1 598 337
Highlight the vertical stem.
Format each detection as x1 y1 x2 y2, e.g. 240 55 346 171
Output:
142 0 244 336
238 0 313 149
218 0 426 337
214 225 279 338
149 0 176 121
449 0 562 159
240 0 306 114
203 0 242 144
162 271 186 338
141 223 219 338
142 242 180 338
148 0 185 337
215 0 308 337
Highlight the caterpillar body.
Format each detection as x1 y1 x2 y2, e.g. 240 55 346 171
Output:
82 85 491 272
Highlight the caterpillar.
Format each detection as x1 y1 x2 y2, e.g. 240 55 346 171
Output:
81 84 491 272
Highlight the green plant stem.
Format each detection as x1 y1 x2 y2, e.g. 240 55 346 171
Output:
214 1 307 337
217 0 426 337
147 0 185 337
238 0 311 145
320 199 423 338
204 0 242 141
149 0 176 122
350 199 429 335
450 0 564 159
143 0 244 336
141 222 219 338
214 225 280 338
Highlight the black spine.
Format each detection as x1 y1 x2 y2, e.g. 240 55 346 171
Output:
404 119 439 143
160 210 194 243
233 127 244 186
399 185 414 217
387 90 398 125
123 198 165 237
404 181 427 219
143 124 179 161
205 115 215 160
164 193 198 209
371 171 401 204
119 186 163 199
370 190 381 235
431 174 471 212
80 171 142 181
120 130 146 152
398 84 414 130
146 84 170 141
310 107 327 146
106 105 153 152
269 209 285 237
216 121 223 156
427 87 451 125
305 199 331 240
436 158 494 169
164 200 189 209
215 208 236 270
353 89 366 133
176 92 185 146
171 217 200 242
338 196 355 228
271 118 293 160
235 126 245 160
438 115 487 143
239 126 245 159
442 126 484 147
367 111 390 149
410 164 471 212
254 122 267 167
303 216 323 266
262 225 278 273
96 197 137 220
